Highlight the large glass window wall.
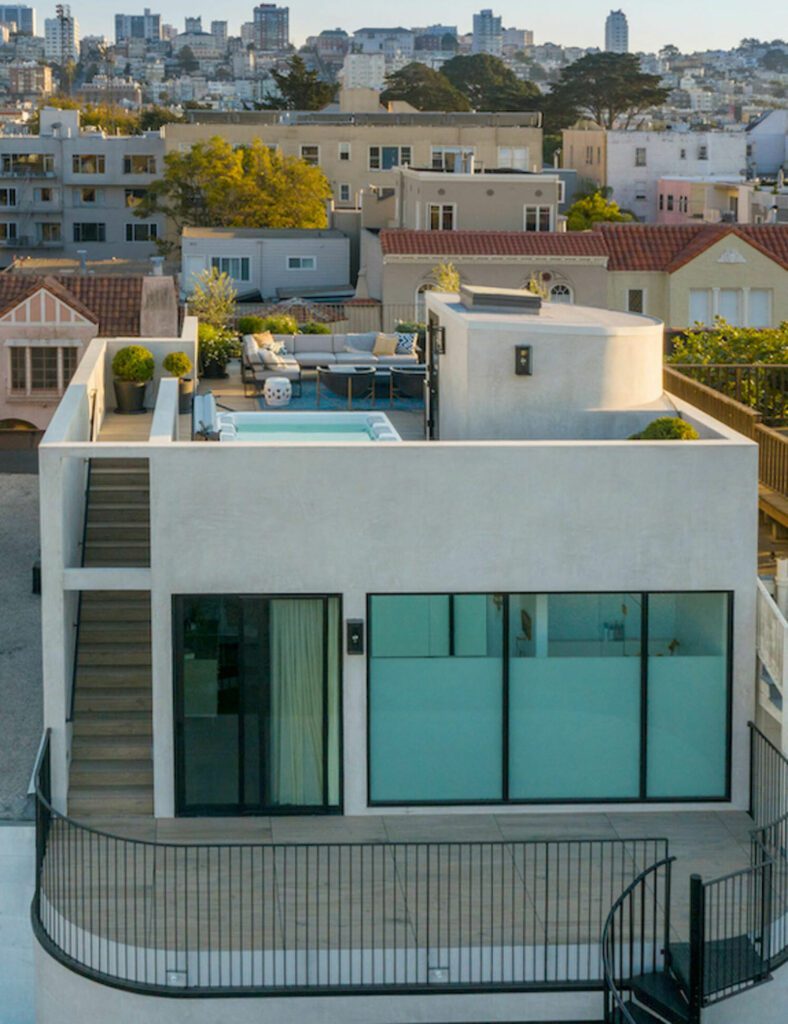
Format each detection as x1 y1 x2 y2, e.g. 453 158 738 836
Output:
368 592 731 805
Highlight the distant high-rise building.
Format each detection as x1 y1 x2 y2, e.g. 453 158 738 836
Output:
115 8 162 44
210 21 228 47
472 9 502 57
184 16 202 34
44 4 80 63
605 9 628 53
253 4 289 51
0 4 35 34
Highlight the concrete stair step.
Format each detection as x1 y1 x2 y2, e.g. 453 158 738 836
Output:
83 557 151 569
78 625 151 644
70 760 153 787
72 736 152 759
88 487 150 503
85 525 150 543
93 458 149 471
74 688 152 712
79 604 151 623
77 661 150 680
90 470 149 488
68 786 154 817
72 711 152 737
78 646 152 666
87 507 149 523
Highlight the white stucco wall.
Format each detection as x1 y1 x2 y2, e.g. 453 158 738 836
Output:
606 131 748 223
430 296 666 440
132 427 756 818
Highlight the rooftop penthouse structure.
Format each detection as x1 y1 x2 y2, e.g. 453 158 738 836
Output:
32 289 788 1024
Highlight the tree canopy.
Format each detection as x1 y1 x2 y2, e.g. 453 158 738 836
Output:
381 63 471 111
134 137 333 245
441 54 541 111
544 52 670 130
269 55 336 110
669 321 788 365
565 190 634 231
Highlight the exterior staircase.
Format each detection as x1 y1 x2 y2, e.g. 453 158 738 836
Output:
68 458 153 817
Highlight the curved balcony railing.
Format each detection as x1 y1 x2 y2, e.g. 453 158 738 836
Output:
31 732 669 996
601 855 676 1024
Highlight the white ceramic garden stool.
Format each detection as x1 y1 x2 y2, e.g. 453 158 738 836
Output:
263 377 292 407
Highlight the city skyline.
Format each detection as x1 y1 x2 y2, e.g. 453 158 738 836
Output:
54 1 781 53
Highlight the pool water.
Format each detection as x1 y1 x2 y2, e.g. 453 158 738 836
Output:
236 422 376 443
216 411 402 443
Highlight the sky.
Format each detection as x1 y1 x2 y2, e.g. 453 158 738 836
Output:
71 1 778 54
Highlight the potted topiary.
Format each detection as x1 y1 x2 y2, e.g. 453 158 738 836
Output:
112 345 154 414
162 351 194 413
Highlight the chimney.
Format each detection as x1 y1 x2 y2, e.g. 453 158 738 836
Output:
150 256 164 276
76 249 87 275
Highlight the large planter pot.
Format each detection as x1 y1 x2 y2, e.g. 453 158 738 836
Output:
178 377 194 414
113 379 147 414
202 360 228 380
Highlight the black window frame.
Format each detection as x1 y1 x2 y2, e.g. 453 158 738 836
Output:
366 590 734 808
173 593 344 818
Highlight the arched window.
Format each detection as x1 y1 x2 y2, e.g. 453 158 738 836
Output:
415 283 434 322
550 283 573 304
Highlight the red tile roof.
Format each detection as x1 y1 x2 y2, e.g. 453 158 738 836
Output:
594 223 788 272
379 225 788 273
379 230 610 258
0 274 173 336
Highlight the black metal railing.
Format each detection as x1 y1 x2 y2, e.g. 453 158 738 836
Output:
31 755 668 995
691 724 788 1008
601 855 675 1023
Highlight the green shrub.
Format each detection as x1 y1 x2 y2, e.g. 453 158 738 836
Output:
111 345 154 383
162 351 192 378
198 323 237 367
630 417 700 441
257 314 298 335
237 315 267 336
298 321 331 334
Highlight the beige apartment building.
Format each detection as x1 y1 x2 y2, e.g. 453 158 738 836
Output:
363 165 565 232
163 108 544 211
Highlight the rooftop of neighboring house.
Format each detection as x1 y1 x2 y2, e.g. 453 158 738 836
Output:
181 109 542 128
376 224 788 272
181 227 347 240
0 272 180 336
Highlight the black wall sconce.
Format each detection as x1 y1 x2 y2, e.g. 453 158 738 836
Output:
346 619 365 655
515 345 533 376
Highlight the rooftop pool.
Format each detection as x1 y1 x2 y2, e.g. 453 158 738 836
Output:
216 411 402 444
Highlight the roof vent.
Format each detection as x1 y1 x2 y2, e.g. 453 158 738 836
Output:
460 285 542 314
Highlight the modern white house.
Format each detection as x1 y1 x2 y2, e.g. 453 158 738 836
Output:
30 286 788 1023
181 226 352 301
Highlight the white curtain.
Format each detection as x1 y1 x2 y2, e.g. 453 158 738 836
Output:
269 599 324 805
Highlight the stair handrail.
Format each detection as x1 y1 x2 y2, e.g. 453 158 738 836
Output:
67 458 92 723
601 854 676 1024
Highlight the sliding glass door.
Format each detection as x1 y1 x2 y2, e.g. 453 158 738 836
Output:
175 595 341 815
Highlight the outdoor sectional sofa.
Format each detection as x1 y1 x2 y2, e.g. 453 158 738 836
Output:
242 332 419 384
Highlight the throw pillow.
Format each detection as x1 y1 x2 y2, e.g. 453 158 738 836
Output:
372 332 398 356
253 331 275 348
260 348 283 367
395 332 417 355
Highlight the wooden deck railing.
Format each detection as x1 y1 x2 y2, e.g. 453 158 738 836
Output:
663 367 762 439
664 367 788 500
758 425 788 497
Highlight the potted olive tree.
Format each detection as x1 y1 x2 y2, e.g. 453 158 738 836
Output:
112 345 154 414
162 351 194 413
